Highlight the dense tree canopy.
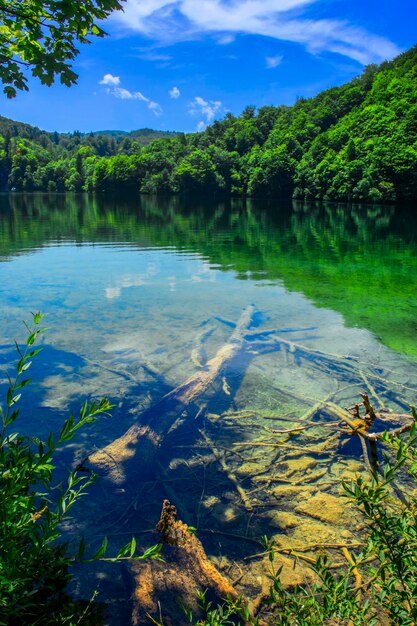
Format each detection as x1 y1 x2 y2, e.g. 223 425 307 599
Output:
0 45 416 201
0 0 124 97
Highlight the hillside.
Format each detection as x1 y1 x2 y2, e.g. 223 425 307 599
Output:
91 128 178 144
0 44 416 200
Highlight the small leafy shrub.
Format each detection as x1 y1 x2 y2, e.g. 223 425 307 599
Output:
259 546 371 625
343 412 417 625
188 408 417 625
0 314 161 625
182 590 254 626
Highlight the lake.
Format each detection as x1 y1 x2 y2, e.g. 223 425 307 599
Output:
1 193 417 622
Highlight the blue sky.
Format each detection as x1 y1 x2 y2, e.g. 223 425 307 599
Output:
1 0 416 133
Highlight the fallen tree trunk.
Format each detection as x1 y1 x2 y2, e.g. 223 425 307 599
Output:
130 500 241 626
87 305 257 484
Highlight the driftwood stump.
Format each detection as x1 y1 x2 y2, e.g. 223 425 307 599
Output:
130 500 240 626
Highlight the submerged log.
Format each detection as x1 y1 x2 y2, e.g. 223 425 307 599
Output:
87 305 257 484
130 500 240 626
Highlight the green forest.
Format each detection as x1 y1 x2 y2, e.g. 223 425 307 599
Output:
0 45 416 202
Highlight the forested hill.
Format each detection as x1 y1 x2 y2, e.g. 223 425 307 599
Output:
0 116 177 146
1 44 416 201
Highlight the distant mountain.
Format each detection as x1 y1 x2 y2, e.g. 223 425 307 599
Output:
0 115 50 141
0 116 178 145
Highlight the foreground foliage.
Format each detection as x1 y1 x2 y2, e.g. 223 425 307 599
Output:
0 44 416 200
0 0 124 98
0 314 161 625
186 409 417 625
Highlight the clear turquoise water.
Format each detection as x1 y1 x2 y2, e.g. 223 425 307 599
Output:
1 193 416 620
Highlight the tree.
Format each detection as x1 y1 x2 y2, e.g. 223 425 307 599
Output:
0 0 124 98
247 146 294 197
176 149 223 194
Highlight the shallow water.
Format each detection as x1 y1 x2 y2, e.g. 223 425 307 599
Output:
1 193 417 622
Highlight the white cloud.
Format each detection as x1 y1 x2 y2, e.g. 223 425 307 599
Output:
99 73 121 86
99 75 163 115
113 86 148 100
148 100 163 115
138 51 172 61
189 96 223 130
266 54 283 69
113 0 401 65
189 96 223 126
169 86 181 98
216 34 235 45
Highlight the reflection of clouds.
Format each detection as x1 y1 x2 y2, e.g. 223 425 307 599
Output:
105 261 216 298
41 375 87 409
105 263 162 300
105 273 146 300
147 262 158 276
102 336 144 357
105 287 121 299
120 275 145 288
190 261 217 283
168 275 176 292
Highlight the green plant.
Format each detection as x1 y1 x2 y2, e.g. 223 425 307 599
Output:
189 590 253 626
261 551 372 625
343 409 417 625
0 313 161 625
188 408 417 625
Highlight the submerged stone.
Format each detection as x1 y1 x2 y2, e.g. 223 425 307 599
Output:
295 492 344 524
284 456 318 474
266 510 299 529
235 462 265 476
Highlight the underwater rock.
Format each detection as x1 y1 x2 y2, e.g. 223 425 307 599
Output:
201 494 221 508
284 456 318 475
295 492 345 524
266 510 299 529
271 485 314 500
235 462 265 476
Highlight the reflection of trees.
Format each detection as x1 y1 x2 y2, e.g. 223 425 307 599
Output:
1 194 416 358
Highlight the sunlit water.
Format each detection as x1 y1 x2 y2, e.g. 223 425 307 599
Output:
1 193 417 623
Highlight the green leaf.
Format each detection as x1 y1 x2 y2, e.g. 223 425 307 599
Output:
115 542 131 559
78 536 86 561
92 536 108 560
32 312 44 325
91 24 103 36
138 543 163 561
129 536 137 557
7 391 21 407
28 348 42 358
15 378 31 390
26 332 38 347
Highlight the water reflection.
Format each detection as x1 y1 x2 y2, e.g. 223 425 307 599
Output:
1 193 416 358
